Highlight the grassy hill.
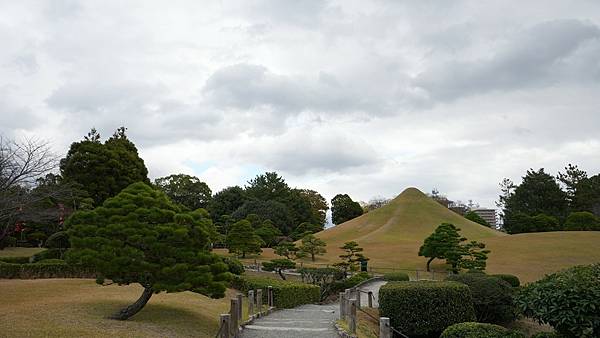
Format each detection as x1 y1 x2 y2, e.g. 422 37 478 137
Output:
279 187 600 282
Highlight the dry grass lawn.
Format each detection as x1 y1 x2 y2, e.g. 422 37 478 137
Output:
0 247 45 258
0 279 247 338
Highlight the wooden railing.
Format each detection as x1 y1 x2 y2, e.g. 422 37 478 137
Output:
214 286 275 338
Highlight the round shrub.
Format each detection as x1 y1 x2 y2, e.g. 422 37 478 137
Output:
441 322 525 338
383 272 409 281
45 231 70 250
491 274 520 287
31 249 62 263
516 263 600 338
222 257 244 275
379 281 475 337
564 211 600 231
446 274 517 324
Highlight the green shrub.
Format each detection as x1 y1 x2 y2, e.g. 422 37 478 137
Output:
0 262 95 279
531 333 564 338
517 263 600 338
333 272 371 292
491 274 520 287
31 249 62 262
0 236 17 249
0 256 30 264
36 259 66 264
45 231 70 249
379 281 475 337
231 275 320 308
446 274 517 324
383 272 409 281
564 211 600 231
222 257 244 275
440 322 525 338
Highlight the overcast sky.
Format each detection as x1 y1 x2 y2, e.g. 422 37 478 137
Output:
2 1 600 208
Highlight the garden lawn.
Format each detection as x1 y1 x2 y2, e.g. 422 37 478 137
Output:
0 247 44 258
0 279 247 338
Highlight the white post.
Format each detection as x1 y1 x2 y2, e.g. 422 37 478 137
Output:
380 317 391 338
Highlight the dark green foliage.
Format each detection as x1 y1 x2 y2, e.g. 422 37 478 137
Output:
502 169 568 234
491 274 520 287
274 241 305 260
448 240 490 273
66 182 230 312
572 174 600 216
383 272 409 281
296 189 329 227
298 233 327 262
440 322 525 338
290 221 323 240
332 272 371 293
254 220 282 247
505 212 561 234
222 257 244 275
231 275 320 308
331 193 363 225
0 236 17 249
298 267 345 301
31 248 62 262
45 231 69 250
446 274 517 324
37 258 66 264
419 223 464 271
335 241 368 273
516 264 600 338
530 333 564 338
0 261 95 279
60 127 150 206
379 281 476 337
154 174 212 210
232 200 295 234
464 211 490 227
262 258 296 280
226 220 263 258
0 256 30 264
209 186 246 224
564 211 600 231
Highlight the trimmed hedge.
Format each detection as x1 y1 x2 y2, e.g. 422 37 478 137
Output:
0 256 30 264
333 272 371 293
0 261 95 279
446 273 517 324
379 281 475 336
491 274 520 287
31 249 62 262
231 275 320 309
383 272 409 281
441 322 525 338
531 333 564 338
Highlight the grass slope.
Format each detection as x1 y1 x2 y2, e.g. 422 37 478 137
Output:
0 279 243 337
235 187 600 283
0 247 44 257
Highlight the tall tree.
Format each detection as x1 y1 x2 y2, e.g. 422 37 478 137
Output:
297 189 329 226
464 211 490 227
154 174 212 211
209 186 246 223
502 169 568 233
337 241 369 272
245 172 290 201
298 233 327 262
331 194 363 225
573 174 600 216
418 223 465 271
231 199 295 234
60 127 149 206
66 182 230 320
254 219 282 247
226 220 263 258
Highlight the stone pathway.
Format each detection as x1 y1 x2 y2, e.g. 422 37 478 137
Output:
241 303 338 338
356 279 388 308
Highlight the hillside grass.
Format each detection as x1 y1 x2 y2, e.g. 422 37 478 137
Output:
0 247 45 257
219 188 600 283
0 279 247 338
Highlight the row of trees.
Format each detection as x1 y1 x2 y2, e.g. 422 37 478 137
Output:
498 165 600 233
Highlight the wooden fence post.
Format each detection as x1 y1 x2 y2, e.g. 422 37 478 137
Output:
380 317 391 338
230 299 239 337
356 289 361 309
256 289 263 316
219 314 230 338
267 286 273 308
349 298 357 334
339 292 345 319
248 290 254 318
368 291 373 308
344 289 351 320
236 294 243 321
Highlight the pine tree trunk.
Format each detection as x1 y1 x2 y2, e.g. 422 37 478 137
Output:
426 257 435 272
311 253 315 261
278 269 287 280
110 287 153 320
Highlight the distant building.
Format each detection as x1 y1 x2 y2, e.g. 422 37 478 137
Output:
472 208 497 228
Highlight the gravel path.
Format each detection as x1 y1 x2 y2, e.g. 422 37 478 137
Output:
356 279 388 308
241 303 338 338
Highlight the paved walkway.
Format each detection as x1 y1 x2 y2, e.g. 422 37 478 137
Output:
356 279 388 308
241 304 338 338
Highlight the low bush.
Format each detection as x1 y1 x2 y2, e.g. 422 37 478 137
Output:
516 263 600 338
446 273 517 324
0 256 30 264
440 322 525 338
231 275 320 308
36 259 66 264
0 236 17 249
379 281 475 337
564 211 600 231
531 333 564 338
383 272 409 281
31 249 62 262
222 257 244 275
0 261 95 279
333 272 371 292
491 274 520 287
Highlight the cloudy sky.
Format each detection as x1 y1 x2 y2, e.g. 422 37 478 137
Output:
2 1 600 208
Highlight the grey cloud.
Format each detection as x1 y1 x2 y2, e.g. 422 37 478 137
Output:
415 19 600 101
